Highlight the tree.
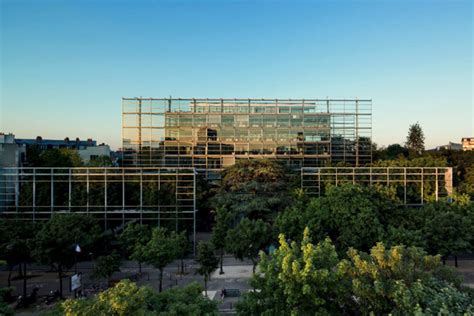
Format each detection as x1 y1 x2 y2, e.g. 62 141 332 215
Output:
226 218 270 273
142 227 177 292
212 159 292 220
119 223 151 274
92 252 121 286
174 230 189 275
276 184 391 253
237 229 345 315
38 148 83 167
210 206 232 274
48 280 218 316
406 122 425 155
86 155 113 167
338 242 474 315
0 220 37 296
34 214 101 298
237 229 474 315
422 203 474 266
196 242 219 296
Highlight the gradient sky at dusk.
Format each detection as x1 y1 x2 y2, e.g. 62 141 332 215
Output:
1 0 472 149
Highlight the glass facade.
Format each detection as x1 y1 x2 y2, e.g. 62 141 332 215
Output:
122 98 372 171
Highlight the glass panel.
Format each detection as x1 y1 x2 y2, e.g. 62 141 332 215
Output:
291 114 303 127
277 115 289 127
249 129 262 141
123 114 138 127
235 129 248 141
263 115 276 127
222 115 234 126
179 115 193 127
165 116 178 127
194 115 206 127
249 115 262 127
263 129 275 141
235 115 249 127
277 129 289 141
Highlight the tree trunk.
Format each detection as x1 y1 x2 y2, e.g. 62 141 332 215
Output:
204 276 208 296
455 255 458 268
18 264 22 278
219 249 224 274
7 264 13 288
442 256 446 265
252 260 257 274
58 265 63 299
180 258 184 274
22 262 27 297
159 268 163 292
138 261 142 274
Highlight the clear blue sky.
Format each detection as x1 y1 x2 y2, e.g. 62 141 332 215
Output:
1 0 472 149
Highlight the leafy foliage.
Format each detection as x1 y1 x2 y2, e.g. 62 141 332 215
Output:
119 223 151 273
226 218 270 272
141 227 178 292
92 252 121 284
47 280 217 316
34 214 101 297
212 159 292 220
210 206 232 274
196 242 219 294
237 229 474 315
406 122 425 155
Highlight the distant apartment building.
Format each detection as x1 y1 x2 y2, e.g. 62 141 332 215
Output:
122 98 372 173
434 142 462 151
15 136 97 150
0 133 26 167
462 137 474 151
78 144 111 163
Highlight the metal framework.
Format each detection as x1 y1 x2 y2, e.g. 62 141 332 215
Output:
122 98 372 175
301 167 453 205
0 167 197 248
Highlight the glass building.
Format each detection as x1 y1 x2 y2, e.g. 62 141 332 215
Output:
122 98 372 174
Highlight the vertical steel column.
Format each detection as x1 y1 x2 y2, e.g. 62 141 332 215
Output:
50 170 54 216
140 169 143 225
175 170 179 232
104 168 108 230
420 168 424 205
32 169 36 222
404 168 407 205
122 169 125 227
435 168 439 202
86 169 90 214
369 167 372 187
158 170 161 227
68 169 72 212
138 99 142 157
193 169 197 256
355 99 359 166
15 168 19 211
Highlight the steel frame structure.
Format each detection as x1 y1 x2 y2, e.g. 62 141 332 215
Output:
0 167 197 249
301 167 453 205
122 98 372 174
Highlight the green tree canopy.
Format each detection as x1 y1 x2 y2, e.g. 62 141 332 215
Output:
405 122 425 155
196 242 219 295
92 252 121 285
48 280 218 316
237 229 474 315
119 223 151 274
142 227 177 292
226 218 270 273
34 214 101 297
212 159 292 220
210 206 232 274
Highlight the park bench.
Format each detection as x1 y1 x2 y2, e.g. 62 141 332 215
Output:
224 288 240 297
